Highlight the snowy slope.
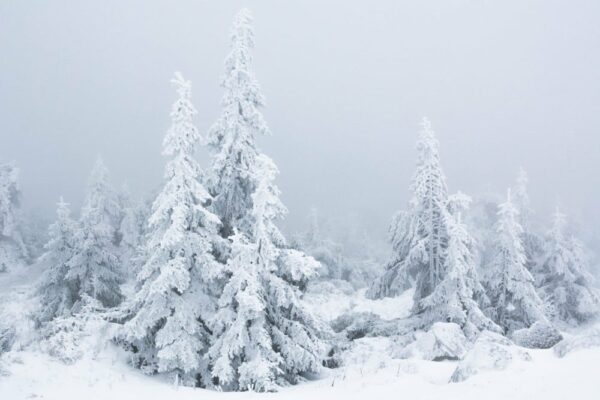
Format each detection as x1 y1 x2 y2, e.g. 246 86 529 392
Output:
2 270 600 400
1 333 600 399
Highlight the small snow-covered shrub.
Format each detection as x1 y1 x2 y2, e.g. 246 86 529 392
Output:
553 327 600 357
40 296 109 364
0 325 16 353
331 312 384 340
511 321 562 349
322 340 350 369
450 330 531 382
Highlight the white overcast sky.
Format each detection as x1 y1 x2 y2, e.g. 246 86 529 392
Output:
1 0 599 239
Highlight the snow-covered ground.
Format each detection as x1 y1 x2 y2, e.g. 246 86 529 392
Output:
3 331 600 400
2 269 600 400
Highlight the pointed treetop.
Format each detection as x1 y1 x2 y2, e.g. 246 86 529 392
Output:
89 155 108 185
163 72 201 157
232 8 255 47
56 196 71 219
448 191 472 217
513 167 533 228
416 117 440 164
171 71 192 99
57 196 69 209
550 206 567 238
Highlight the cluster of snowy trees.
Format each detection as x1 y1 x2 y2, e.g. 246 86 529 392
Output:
27 9 325 391
1 6 599 394
368 118 600 337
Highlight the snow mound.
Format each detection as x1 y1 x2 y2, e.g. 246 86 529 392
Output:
450 330 531 382
511 321 562 349
553 327 600 358
396 322 469 361
335 336 420 381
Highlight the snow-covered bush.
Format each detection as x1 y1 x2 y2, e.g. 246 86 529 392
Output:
40 295 109 364
450 330 531 382
511 321 562 349
331 312 385 340
0 325 15 354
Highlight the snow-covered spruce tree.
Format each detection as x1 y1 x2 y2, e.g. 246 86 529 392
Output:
512 168 543 273
0 161 21 240
513 168 532 231
37 198 78 324
536 207 600 324
66 204 123 308
208 154 324 392
83 157 121 241
121 73 223 386
418 193 500 338
207 8 270 238
485 190 546 333
65 160 123 308
0 161 28 271
119 196 148 274
466 192 502 276
368 118 449 302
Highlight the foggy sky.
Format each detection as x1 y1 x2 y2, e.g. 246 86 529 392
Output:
1 0 599 240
